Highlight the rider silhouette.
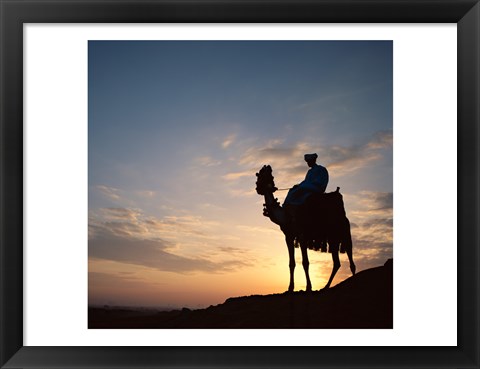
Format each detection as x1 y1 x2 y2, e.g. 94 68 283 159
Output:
283 153 329 207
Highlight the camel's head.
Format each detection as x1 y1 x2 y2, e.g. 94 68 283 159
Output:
255 165 278 195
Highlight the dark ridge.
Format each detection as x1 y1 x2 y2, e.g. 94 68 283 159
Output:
89 259 393 329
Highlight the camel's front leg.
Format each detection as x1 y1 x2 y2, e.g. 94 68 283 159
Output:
322 247 341 290
286 235 295 292
300 245 312 292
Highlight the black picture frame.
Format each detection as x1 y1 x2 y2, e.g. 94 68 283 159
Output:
1 1 478 368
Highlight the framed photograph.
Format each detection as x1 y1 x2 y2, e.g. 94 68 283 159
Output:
1 1 478 368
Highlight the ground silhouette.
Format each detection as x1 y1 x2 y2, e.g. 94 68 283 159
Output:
89 259 393 329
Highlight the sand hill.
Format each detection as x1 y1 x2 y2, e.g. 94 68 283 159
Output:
89 259 393 329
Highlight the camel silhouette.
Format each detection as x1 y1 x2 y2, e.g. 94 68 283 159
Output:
255 165 356 292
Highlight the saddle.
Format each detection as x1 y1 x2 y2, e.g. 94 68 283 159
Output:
289 187 350 253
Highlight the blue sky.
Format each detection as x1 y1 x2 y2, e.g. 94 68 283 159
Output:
88 41 392 308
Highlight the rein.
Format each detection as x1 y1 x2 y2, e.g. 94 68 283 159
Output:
276 188 291 191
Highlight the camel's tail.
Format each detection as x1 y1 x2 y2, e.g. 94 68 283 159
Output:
339 218 353 254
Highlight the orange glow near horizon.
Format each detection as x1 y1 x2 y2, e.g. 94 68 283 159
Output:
88 212 378 309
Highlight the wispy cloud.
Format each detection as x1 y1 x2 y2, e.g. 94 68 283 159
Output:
349 191 393 219
135 190 156 198
89 233 250 274
222 171 253 181
94 185 158 206
89 208 254 274
99 207 142 221
326 131 392 177
347 191 393 268
195 156 222 167
222 134 236 149
236 224 279 235
227 188 257 198
222 130 392 192
361 191 392 211
90 208 220 241
96 185 122 201
237 141 309 169
293 82 389 112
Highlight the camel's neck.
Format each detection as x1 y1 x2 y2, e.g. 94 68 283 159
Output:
263 192 288 227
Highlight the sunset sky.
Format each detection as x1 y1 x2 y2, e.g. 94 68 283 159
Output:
88 41 393 309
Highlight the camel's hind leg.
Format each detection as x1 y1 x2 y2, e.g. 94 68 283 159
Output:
300 244 312 292
322 245 341 290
